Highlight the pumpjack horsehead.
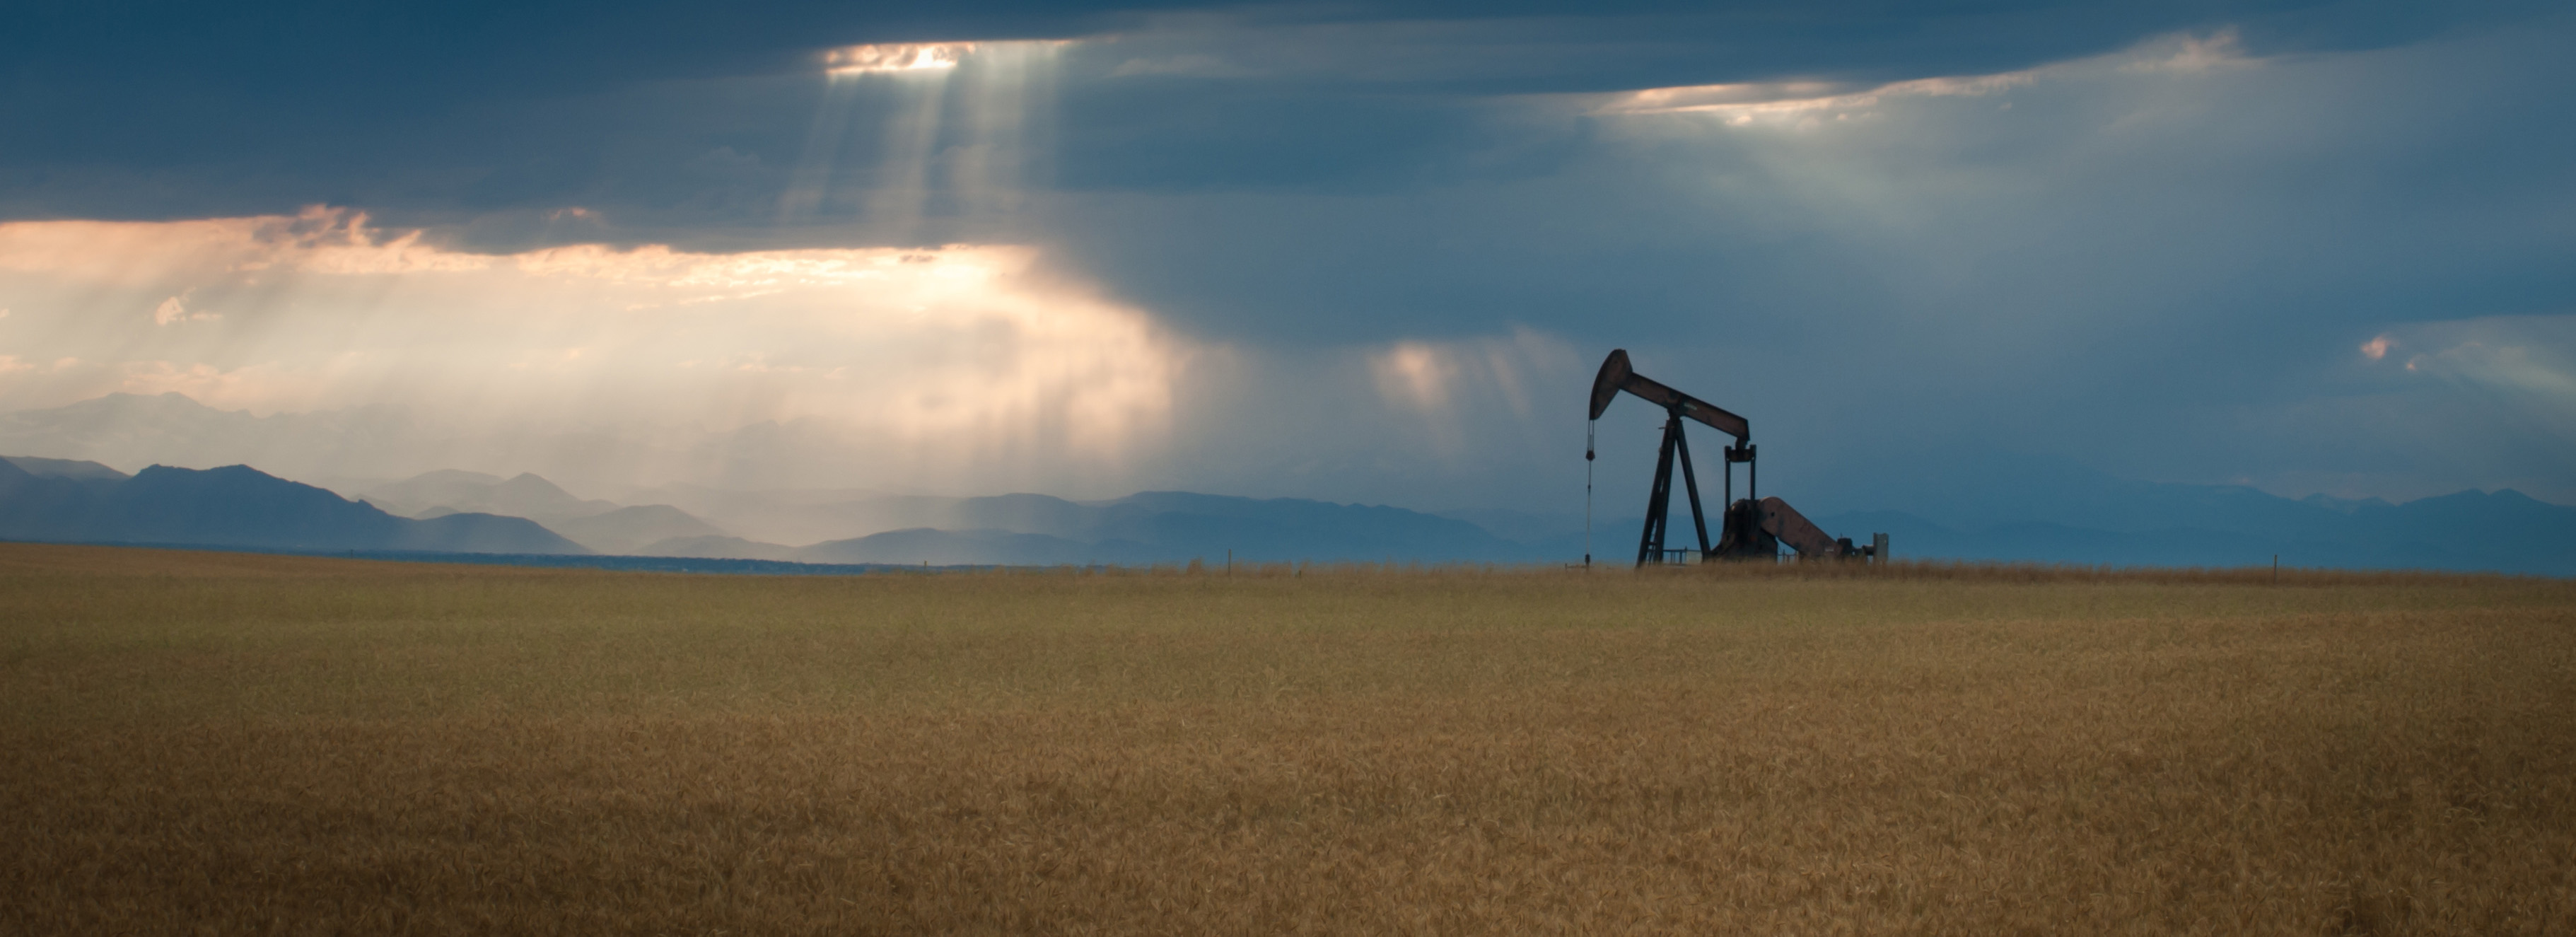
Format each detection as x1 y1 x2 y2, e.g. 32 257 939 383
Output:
1588 349 1887 566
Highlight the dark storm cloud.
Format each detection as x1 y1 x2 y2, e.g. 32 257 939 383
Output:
4 0 2531 219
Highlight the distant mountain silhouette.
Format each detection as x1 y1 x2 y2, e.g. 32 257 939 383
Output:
613 484 1004 547
798 528 1130 566
1 455 129 482
584 484 1534 564
0 459 586 554
1490 454 2576 574
363 470 620 520
357 469 730 553
588 477 2576 571
546 505 727 554
638 491 1536 565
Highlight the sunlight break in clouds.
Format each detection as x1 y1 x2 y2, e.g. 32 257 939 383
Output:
1600 73 2036 124
0 207 1191 489
823 43 972 75
1595 29 2253 125
2374 316 2576 404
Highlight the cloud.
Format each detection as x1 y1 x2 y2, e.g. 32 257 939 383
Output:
2418 342 2576 398
1368 328 1574 419
2119 29 2258 74
151 296 219 325
2379 315 2576 402
824 43 974 76
1 5 2570 508
0 209 1196 492
0 206 489 284
1362 328 1581 460
1370 342 1456 412
1595 69 2044 123
2205 313 2576 502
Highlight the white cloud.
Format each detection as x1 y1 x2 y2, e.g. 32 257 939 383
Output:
151 296 219 325
2409 339 2576 400
2370 315 2576 396
1592 28 2253 125
822 43 973 76
0 209 1199 492
1597 72 2037 124
2120 28 2254 74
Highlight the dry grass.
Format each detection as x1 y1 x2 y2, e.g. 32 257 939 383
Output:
3 542 2572 934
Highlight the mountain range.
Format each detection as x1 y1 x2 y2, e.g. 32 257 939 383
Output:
787 491 1524 566
0 391 2571 574
357 470 725 554
1812 490 2576 575
355 472 1529 565
8 453 2572 574
0 455 1534 566
1799 454 2576 575
0 458 583 554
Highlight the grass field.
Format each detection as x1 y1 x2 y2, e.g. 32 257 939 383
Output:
3 542 2572 934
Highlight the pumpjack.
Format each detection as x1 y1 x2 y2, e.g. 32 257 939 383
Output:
1587 349 1886 566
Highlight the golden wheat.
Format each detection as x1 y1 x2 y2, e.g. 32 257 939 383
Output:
1 542 2570 934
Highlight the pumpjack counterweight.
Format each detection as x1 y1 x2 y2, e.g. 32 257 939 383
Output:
1587 349 1885 566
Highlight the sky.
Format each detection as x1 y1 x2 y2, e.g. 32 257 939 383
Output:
2 0 2571 515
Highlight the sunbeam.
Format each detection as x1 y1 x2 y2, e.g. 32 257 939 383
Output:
860 66 955 240
776 40 1066 243
775 76 863 223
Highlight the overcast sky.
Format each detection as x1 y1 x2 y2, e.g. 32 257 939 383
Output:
2 0 2570 513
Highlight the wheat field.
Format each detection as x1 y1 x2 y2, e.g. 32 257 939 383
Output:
2 542 2572 934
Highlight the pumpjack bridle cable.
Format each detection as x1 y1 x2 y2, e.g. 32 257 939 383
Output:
1584 417 1595 568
